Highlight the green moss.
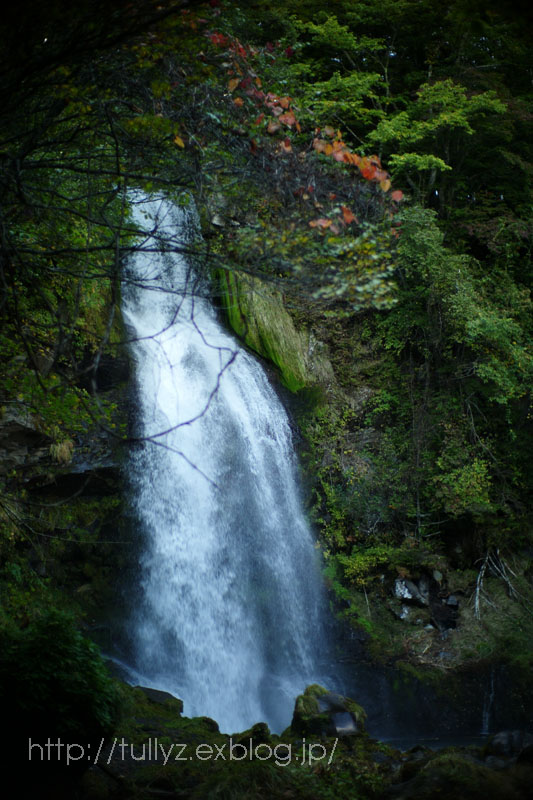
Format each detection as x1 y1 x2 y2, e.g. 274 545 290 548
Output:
215 268 310 392
295 683 329 716
402 752 522 800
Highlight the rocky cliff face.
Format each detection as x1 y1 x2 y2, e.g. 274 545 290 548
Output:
216 267 335 392
0 352 129 624
213 268 533 733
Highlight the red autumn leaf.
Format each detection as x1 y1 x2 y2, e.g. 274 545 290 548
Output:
279 137 292 153
391 190 404 202
253 113 265 125
209 32 228 47
341 205 356 224
285 46 294 58
250 139 257 153
361 164 377 180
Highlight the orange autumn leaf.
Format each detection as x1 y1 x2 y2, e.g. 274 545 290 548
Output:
332 149 347 162
309 218 332 229
233 96 244 107
267 119 281 134
279 96 291 109
228 77 239 92
313 138 327 153
279 110 296 127
341 205 356 224
343 152 361 166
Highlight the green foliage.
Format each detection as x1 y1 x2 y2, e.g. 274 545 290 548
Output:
0 609 119 741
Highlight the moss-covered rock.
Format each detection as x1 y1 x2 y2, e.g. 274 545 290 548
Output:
291 684 366 737
216 268 333 392
390 751 523 799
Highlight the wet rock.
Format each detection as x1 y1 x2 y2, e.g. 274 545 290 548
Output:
485 730 533 759
389 752 522 799
0 407 50 474
79 353 130 393
430 601 458 631
418 575 430 603
198 716 219 733
446 594 459 607
390 602 411 620
394 578 429 607
291 684 366 737
330 711 358 734
236 722 271 746
135 686 184 713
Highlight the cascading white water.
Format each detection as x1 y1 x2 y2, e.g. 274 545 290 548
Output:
121 196 329 733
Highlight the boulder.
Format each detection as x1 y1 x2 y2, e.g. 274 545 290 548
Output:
485 730 533 759
394 578 429 607
135 685 183 714
291 684 366 737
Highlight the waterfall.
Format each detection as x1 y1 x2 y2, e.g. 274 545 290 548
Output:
481 668 495 735
121 195 329 733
